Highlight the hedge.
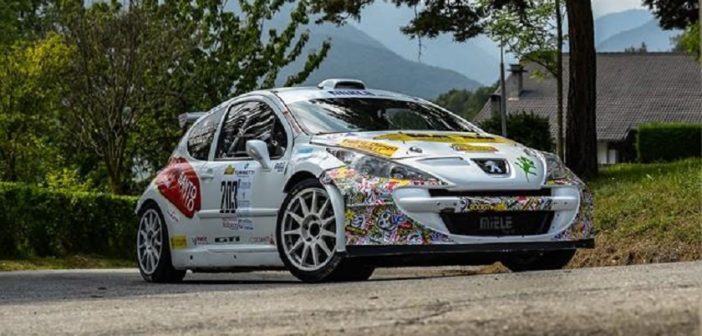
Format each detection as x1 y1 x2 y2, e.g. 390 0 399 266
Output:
478 111 555 151
0 182 138 259
637 123 702 163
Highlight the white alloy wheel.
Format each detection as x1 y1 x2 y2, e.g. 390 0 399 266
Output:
281 187 336 272
137 208 163 275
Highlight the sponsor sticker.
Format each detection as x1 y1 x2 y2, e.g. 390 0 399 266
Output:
155 157 201 218
191 236 208 246
515 156 538 181
374 132 511 144
214 236 239 243
223 217 254 231
339 139 398 157
170 235 187 250
450 143 497 153
224 165 235 175
165 206 180 223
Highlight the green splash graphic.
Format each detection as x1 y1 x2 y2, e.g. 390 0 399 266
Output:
515 156 537 181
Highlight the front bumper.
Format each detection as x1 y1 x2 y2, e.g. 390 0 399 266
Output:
321 167 594 249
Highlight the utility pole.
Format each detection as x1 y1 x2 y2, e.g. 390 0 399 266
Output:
499 44 508 137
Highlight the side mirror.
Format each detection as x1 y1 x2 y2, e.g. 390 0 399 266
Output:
246 140 272 171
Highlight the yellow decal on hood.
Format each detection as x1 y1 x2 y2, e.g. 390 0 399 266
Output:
340 139 398 157
451 143 498 153
374 132 511 144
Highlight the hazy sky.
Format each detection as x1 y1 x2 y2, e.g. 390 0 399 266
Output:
592 0 647 17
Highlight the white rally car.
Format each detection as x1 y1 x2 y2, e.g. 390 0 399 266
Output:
136 79 594 283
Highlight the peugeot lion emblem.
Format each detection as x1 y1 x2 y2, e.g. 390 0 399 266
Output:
472 159 509 175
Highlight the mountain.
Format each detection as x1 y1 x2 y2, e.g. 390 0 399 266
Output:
276 23 482 100
598 19 681 52
349 2 502 86
594 9 654 44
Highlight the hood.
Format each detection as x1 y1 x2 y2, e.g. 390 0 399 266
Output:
312 131 547 189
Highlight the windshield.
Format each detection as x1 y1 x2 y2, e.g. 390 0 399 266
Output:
286 98 481 134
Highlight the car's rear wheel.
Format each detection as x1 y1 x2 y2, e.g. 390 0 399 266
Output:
501 249 576 272
277 179 374 283
137 203 186 283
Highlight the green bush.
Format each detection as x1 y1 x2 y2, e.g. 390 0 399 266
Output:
478 111 555 151
0 182 138 259
637 123 702 163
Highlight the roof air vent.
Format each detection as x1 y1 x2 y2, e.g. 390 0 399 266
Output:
317 78 367 90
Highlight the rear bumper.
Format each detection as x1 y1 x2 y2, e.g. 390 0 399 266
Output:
346 239 594 257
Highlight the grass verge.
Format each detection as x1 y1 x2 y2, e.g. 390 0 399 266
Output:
570 158 701 267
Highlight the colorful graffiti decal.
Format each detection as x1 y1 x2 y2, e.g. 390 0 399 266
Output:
155 157 201 218
339 139 398 157
553 188 594 241
322 165 594 245
457 196 554 212
373 132 512 144
321 167 452 245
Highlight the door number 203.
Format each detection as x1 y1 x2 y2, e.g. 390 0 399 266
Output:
220 180 238 214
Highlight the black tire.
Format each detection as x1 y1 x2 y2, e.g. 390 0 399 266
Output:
501 249 576 272
137 202 186 283
328 259 375 282
276 178 374 283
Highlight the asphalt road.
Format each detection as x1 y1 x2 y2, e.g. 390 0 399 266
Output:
0 262 700 336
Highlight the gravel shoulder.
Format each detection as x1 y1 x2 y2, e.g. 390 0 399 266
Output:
0 262 700 335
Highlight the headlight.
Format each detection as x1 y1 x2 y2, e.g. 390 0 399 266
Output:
540 151 568 181
327 148 438 181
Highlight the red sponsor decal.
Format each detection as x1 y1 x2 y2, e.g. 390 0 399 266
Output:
155 157 201 218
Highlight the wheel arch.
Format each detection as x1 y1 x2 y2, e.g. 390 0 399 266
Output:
283 171 319 193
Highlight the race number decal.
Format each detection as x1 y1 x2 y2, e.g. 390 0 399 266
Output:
155 157 201 218
220 180 239 214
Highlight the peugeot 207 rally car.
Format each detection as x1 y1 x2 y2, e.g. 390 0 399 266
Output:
135 79 594 283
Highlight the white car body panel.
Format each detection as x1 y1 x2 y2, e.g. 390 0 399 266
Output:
137 85 594 271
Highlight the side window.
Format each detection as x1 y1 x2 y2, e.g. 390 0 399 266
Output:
216 101 288 160
186 108 223 160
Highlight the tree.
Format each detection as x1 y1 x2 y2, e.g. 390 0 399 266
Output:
309 0 598 177
433 85 497 120
477 0 566 159
56 0 330 194
0 34 72 182
624 42 649 53
643 0 699 30
672 22 701 61
129 0 332 188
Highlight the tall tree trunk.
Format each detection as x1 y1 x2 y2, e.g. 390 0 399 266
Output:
565 0 598 178
556 0 565 160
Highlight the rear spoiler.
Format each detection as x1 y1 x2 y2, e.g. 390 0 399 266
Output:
178 112 206 129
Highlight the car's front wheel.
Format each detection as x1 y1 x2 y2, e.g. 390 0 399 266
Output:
277 179 374 282
501 249 576 272
137 203 186 283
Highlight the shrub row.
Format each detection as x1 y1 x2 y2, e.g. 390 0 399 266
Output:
637 123 702 163
478 111 555 151
0 183 138 259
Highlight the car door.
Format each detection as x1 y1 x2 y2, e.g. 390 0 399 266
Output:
198 98 291 250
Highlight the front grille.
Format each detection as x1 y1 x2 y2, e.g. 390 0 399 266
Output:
429 189 551 197
441 211 553 236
